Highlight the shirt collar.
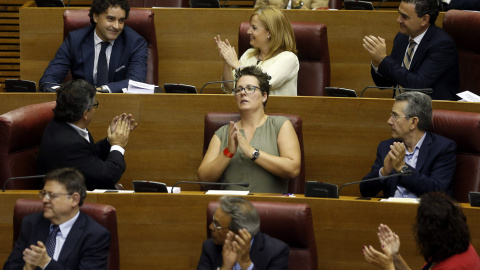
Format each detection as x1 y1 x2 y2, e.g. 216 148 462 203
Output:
406 132 427 155
411 28 428 45
94 30 115 47
67 122 89 142
53 210 80 237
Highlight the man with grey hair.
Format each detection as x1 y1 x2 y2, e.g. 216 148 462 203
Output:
362 0 459 100
38 79 137 190
360 92 456 198
197 196 289 270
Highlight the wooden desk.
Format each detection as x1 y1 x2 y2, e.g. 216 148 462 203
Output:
1 191 479 269
18 4 445 97
2 93 480 196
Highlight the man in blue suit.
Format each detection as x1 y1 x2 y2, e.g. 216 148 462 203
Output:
360 92 456 198
363 0 460 100
3 168 111 270
39 0 148 93
197 196 289 270
441 0 480 11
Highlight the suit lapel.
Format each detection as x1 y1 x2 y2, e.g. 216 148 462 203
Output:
415 132 432 172
86 128 96 152
82 27 95 84
57 212 86 265
410 25 435 70
109 31 125 81
36 216 51 244
249 233 264 266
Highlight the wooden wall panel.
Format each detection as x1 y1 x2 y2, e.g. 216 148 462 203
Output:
19 6 445 97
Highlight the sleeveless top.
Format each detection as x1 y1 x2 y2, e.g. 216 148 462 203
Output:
215 116 289 193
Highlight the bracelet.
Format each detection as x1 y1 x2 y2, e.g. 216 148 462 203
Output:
223 147 234 158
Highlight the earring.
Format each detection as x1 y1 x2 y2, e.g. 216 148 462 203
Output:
268 36 270 39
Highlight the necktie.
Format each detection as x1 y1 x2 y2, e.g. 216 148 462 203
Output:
45 225 60 258
396 39 416 96
97 42 109 87
402 39 416 70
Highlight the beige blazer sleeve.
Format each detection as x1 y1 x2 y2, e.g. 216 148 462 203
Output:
302 0 329 9
254 0 289 9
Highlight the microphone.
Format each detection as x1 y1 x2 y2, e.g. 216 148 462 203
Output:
360 86 433 97
221 0 230 8
200 80 234 94
337 168 413 197
39 82 61 93
170 181 249 193
3 175 45 192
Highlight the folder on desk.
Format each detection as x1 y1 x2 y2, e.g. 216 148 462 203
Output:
35 0 65 7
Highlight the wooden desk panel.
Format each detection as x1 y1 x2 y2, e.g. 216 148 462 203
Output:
1 191 479 269
19 5 445 97
1 93 480 196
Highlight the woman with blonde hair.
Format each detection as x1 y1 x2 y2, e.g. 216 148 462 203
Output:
214 5 299 96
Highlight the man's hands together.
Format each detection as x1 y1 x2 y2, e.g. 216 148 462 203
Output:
221 229 253 270
363 35 388 68
108 113 137 148
22 241 50 270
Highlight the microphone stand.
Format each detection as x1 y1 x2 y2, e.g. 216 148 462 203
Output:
337 169 412 198
360 86 433 98
200 80 234 94
3 175 45 192
170 181 249 193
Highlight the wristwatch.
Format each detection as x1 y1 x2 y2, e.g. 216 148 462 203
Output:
251 149 260 161
400 164 409 173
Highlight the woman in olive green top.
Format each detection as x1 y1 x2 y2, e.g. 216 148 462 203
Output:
197 66 301 193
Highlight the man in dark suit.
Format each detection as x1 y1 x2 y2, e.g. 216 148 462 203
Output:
441 0 480 11
363 0 460 100
3 168 110 270
38 79 137 190
360 92 456 198
39 0 148 93
197 196 289 270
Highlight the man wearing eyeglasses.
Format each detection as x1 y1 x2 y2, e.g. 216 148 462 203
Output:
3 168 110 270
38 79 137 190
197 196 289 270
360 92 456 198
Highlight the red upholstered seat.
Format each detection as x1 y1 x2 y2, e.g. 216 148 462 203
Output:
207 201 317 270
238 21 330 96
430 110 480 203
329 0 342 9
63 9 158 85
443 10 480 96
13 199 120 270
203 112 305 194
129 0 189 7
0 101 56 190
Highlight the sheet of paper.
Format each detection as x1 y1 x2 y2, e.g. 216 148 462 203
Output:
205 190 250 195
90 190 135 193
126 80 155 94
380 197 420 203
457 91 480 102
90 188 180 193
167 187 181 193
